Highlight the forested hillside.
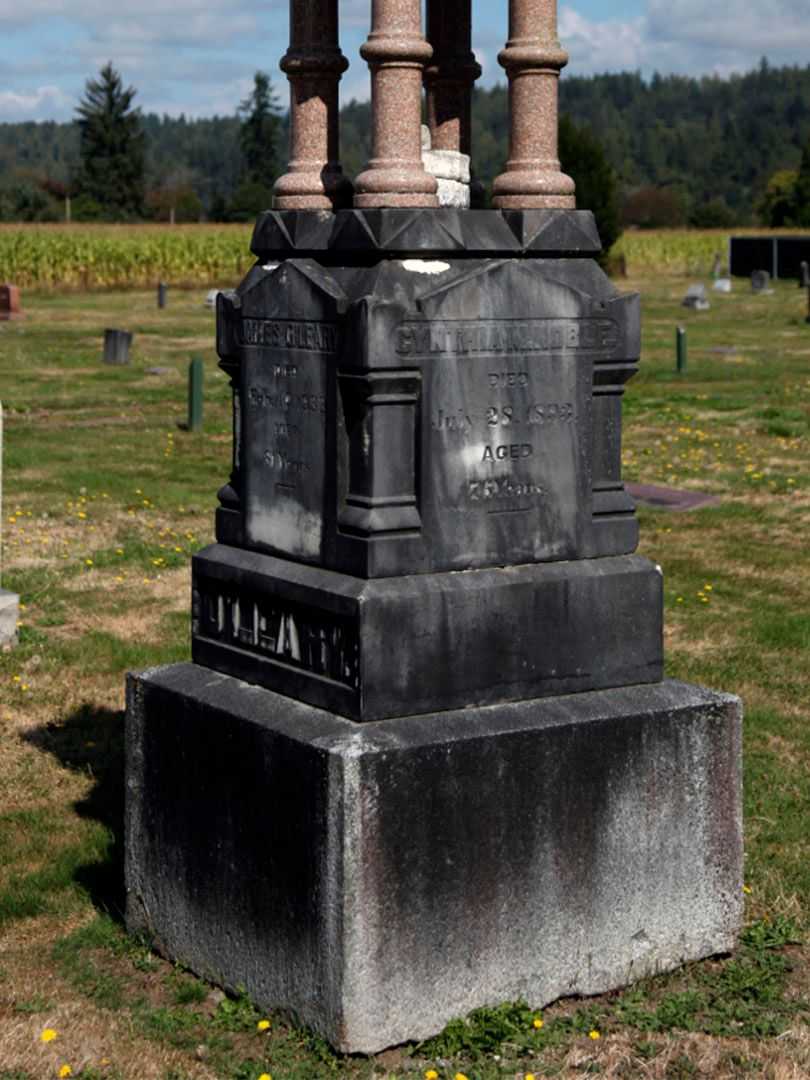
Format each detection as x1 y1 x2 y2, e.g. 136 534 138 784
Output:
1 61 809 224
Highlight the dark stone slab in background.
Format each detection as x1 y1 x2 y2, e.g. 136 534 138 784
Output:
126 663 744 1054
192 544 663 721
626 482 721 512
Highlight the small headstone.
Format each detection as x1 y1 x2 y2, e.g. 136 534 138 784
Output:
713 278 732 293
682 284 710 311
751 270 772 294
0 402 20 648
157 282 168 308
0 284 23 322
103 329 133 365
799 261 810 289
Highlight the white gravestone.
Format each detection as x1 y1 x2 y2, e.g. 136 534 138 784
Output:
0 402 20 648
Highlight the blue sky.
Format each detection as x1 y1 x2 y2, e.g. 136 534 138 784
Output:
0 0 808 122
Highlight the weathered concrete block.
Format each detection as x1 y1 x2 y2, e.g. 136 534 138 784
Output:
126 663 743 1054
0 588 19 647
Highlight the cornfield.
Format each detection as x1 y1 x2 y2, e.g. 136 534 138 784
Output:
0 223 254 290
613 227 810 277
2 224 810 290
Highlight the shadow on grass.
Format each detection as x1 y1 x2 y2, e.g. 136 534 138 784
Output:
24 703 126 922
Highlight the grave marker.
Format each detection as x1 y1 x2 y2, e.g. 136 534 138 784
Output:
125 0 744 1054
682 283 710 310
103 329 133 365
0 285 22 321
751 269 772 294
0 403 20 648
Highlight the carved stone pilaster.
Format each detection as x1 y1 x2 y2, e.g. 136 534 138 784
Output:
338 370 422 536
492 0 576 210
215 292 245 546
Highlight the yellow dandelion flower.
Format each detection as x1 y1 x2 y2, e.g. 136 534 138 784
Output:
258 1074 272 1080
704 585 713 591
588 1029 601 1040
85 559 93 566
58 1066 72 1078
116 548 124 555
425 1071 439 1080
455 1074 470 1080
526 1074 536 1080
257 1019 271 1032
743 884 752 895
77 512 87 520
41 1028 58 1043
532 1017 544 1030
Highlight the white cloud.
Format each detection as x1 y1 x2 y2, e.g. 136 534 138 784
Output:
0 84 71 119
559 7 646 74
558 1 810 79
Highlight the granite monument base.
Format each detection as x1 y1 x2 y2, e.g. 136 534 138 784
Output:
125 663 743 1055
0 588 19 647
192 545 664 721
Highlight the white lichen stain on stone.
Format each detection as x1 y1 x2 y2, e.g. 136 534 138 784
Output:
401 260 451 275
252 499 321 560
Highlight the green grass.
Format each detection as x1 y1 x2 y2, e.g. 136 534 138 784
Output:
0 276 809 1077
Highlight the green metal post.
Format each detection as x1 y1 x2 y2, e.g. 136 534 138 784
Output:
676 326 687 374
188 357 204 432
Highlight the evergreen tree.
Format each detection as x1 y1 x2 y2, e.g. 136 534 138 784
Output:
794 138 810 226
226 71 282 220
75 63 145 219
559 115 622 253
238 71 282 184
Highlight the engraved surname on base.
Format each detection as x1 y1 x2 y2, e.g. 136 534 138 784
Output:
396 318 619 357
196 583 360 690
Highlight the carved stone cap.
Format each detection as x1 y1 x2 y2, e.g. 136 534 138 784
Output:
251 208 601 262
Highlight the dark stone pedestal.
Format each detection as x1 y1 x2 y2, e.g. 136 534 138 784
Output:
126 664 743 1055
192 545 663 721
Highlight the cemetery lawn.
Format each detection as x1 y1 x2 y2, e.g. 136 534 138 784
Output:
0 277 809 1079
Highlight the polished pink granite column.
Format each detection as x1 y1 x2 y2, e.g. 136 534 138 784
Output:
273 0 353 210
492 0 576 209
424 0 480 156
354 0 438 209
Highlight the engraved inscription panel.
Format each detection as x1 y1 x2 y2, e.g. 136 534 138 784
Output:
397 318 599 567
242 318 336 561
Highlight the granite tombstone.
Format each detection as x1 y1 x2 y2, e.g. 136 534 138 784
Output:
0 285 22 321
126 0 744 1056
751 269 772 294
0 403 20 647
682 283 710 310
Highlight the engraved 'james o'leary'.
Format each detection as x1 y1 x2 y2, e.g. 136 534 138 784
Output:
396 318 619 357
239 318 340 353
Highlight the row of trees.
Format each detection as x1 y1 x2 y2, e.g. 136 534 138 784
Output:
2 60 810 230
0 64 283 224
